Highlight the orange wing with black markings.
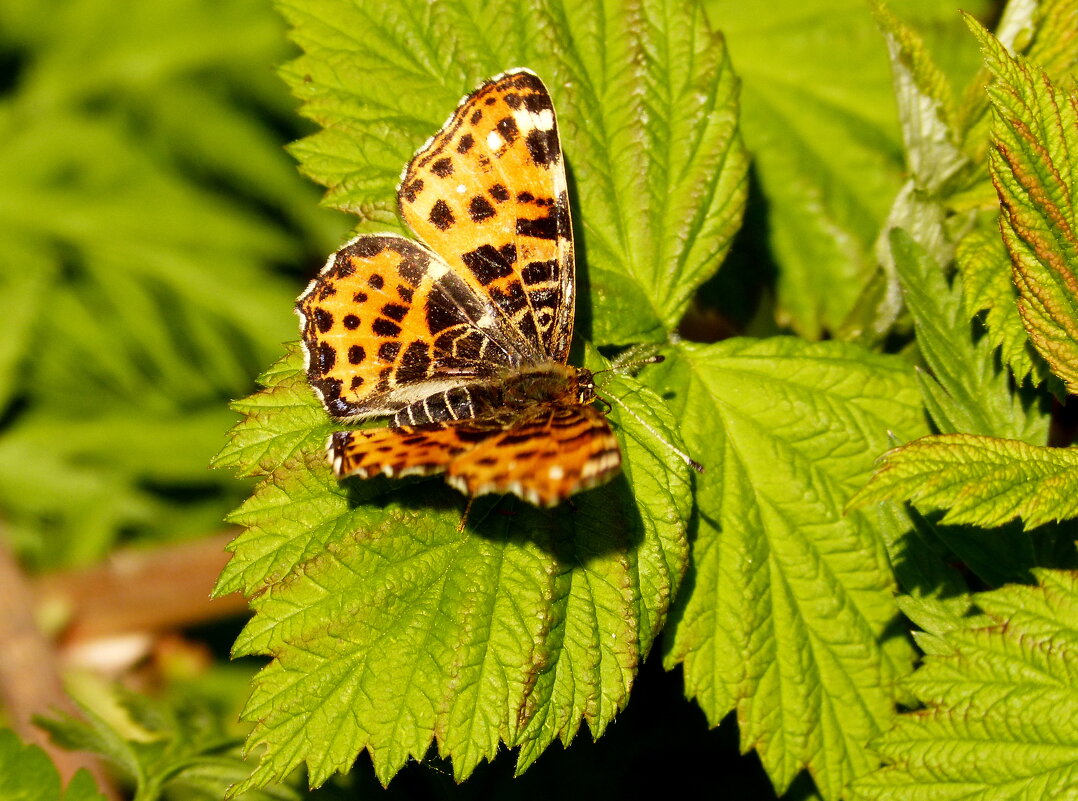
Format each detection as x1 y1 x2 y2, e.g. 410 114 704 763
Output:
297 234 526 420
399 69 575 363
297 69 631 507
330 404 620 508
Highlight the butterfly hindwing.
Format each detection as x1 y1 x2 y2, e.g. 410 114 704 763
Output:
445 404 621 504
330 404 620 508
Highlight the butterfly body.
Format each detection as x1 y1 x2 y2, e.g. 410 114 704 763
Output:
299 69 622 507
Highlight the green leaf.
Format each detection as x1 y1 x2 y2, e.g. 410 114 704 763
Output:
851 569 1078 801
218 348 691 793
956 223 1045 385
890 228 1049 444
973 18 1078 392
37 689 298 801
703 0 988 338
849 433 1078 529
949 4 1078 382
277 0 747 345
212 344 335 479
869 503 973 629
872 1 959 185
658 338 926 800
0 0 347 568
864 1 970 337
0 241 50 412
0 729 106 801
956 0 1078 163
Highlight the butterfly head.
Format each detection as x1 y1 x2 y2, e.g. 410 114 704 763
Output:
574 367 596 404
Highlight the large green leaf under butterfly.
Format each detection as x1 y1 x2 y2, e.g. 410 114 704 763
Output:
217 346 692 792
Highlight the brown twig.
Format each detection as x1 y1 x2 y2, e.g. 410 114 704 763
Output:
1 530 249 798
34 531 247 645
0 535 121 799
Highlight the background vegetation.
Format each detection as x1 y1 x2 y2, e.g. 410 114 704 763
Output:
2 0 1076 800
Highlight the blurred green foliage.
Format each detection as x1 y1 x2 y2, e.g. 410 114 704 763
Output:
0 0 348 568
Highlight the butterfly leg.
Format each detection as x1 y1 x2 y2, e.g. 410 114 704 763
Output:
457 497 475 533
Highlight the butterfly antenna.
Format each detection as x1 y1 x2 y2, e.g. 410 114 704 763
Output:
592 353 666 379
601 391 704 474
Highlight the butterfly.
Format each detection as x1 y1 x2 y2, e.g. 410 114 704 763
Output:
296 69 625 508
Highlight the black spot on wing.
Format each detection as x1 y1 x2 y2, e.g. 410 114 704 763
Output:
351 238 386 259
516 313 538 344
431 158 453 177
400 179 424 203
490 280 528 314
343 314 360 330
455 428 499 443
313 308 333 333
529 288 557 306
525 128 560 166
468 195 496 222
381 303 408 322
321 379 344 407
376 367 392 391
509 72 546 93
522 260 556 285
496 116 519 145
524 90 553 114
516 214 557 240
372 318 401 337
457 134 474 153
426 285 470 333
516 195 569 240
396 341 432 383
378 341 401 362
429 199 455 231
461 244 514 286
396 250 429 286
315 342 336 373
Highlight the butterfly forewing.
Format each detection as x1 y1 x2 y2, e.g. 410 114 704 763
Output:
298 235 529 420
398 69 575 364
